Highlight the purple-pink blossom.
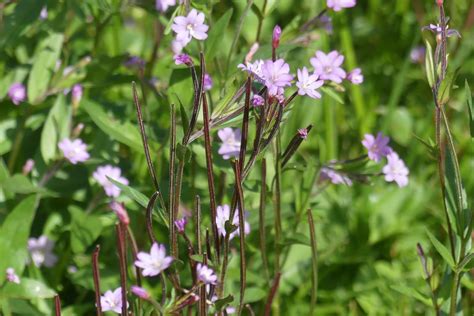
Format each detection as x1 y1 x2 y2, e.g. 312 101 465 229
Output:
296 67 324 99
131 286 150 300
109 202 130 225
252 95 265 107
347 68 364 84
8 83 26 105
22 159 35 175
260 59 294 96
6 268 20 284
203 73 213 91
101 288 127 314
310 51 346 84
362 132 391 162
172 9 209 47
72 84 83 105
28 236 58 268
238 59 265 82
327 0 356 11
272 25 282 49
217 128 241 160
135 243 173 277
382 152 409 188
215 205 250 240
172 39 185 54
58 138 90 164
422 24 461 38
298 128 308 139
410 46 425 64
174 217 187 233
174 54 193 66
319 167 353 186
156 0 176 12
40 6 48 20
93 165 129 198
196 263 217 285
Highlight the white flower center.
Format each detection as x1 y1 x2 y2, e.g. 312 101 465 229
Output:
324 66 333 73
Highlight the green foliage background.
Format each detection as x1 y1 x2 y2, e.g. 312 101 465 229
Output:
0 0 473 315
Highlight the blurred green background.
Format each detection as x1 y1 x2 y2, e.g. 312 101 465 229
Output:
0 0 473 315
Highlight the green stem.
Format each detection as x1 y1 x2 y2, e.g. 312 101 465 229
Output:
449 271 461 316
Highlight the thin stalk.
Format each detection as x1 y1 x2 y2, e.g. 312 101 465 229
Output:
255 0 268 42
238 77 252 172
259 159 270 281
232 162 247 315
202 91 220 261
264 273 281 316
307 209 318 314
273 136 283 275
449 271 461 316
417 243 440 315
54 295 61 316
115 224 128 316
126 226 142 286
169 104 178 258
281 125 313 167
132 82 167 212
92 245 102 316
146 191 160 244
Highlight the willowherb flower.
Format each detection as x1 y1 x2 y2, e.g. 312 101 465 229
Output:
71 84 83 106
131 285 150 300
261 59 294 96
296 67 324 99
244 43 260 64
272 25 282 49
109 201 130 225
174 217 187 233
156 0 176 12
310 50 346 84
319 167 353 186
347 68 363 84
298 128 308 139
422 23 461 38
174 53 193 66
196 263 217 285
410 46 425 64
215 205 251 240
238 59 265 82
93 165 129 198
8 83 26 105
327 0 357 11
172 9 209 47
382 152 409 188
362 132 391 162
22 159 35 175
6 268 20 284
135 243 173 277
252 95 265 107
58 138 90 164
101 288 127 314
217 128 241 160
28 236 58 268
203 73 213 91
40 6 48 20
172 39 185 54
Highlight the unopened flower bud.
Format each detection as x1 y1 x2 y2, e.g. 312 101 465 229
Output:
72 123 85 138
244 43 260 64
109 202 130 225
72 84 83 107
131 286 150 300
174 217 187 233
252 95 264 107
272 25 282 49
22 159 35 175
298 128 308 140
436 0 443 7
174 54 193 66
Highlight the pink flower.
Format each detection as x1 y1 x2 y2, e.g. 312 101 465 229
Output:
134 243 173 277
347 68 363 84
272 25 282 49
215 205 250 240
327 0 356 11
310 50 346 83
238 59 265 83
174 217 187 233
172 39 185 54
298 128 308 139
172 9 209 47
22 159 35 175
260 59 294 95
362 132 391 162
319 167 352 186
58 138 90 164
28 236 57 268
109 202 130 225
93 165 129 198
203 73 213 91
39 6 48 20
156 0 176 12
6 268 20 284
174 53 193 66
382 152 409 187
101 288 127 314
8 83 26 105
296 67 324 99
217 128 241 160
252 95 265 107
196 263 217 285
131 286 150 300
72 84 83 105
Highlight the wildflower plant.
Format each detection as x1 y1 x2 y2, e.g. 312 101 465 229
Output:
0 1 472 315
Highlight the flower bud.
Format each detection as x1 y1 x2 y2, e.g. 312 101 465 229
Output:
22 159 35 175
174 217 187 233
174 54 193 66
131 286 150 300
109 202 130 225
298 128 308 140
272 25 282 49
72 84 83 107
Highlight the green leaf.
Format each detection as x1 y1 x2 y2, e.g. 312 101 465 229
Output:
27 33 64 103
69 206 102 254
1 278 55 299
205 8 233 60
437 69 457 105
1 174 46 194
426 230 455 268
251 4 264 20
243 287 267 303
82 99 144 151
0 195 38 281
424 40 435 88
214 295 234 311
280 232 311 247
321 87 344 104
176 143 192 162
41 94 70 163
465 80 473 138
179 102 189 137
458 253 474 272
391 285 432 306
